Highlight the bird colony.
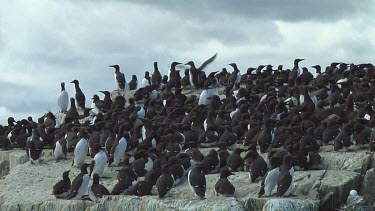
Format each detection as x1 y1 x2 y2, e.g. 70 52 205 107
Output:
0 54 373 208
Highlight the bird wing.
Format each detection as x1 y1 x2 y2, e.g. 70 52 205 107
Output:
197 53 218 72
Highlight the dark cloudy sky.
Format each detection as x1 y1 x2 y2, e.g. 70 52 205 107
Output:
0 0 374 125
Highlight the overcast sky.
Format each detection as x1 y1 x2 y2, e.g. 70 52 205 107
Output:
0 0 374 125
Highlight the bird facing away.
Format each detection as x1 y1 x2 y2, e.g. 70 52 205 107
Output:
88 173 110 203
215 168 235 196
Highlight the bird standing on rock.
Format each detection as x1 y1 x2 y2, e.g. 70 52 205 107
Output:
110 64 129 91
89 143 108 178
277 155 294 197
228 63 241 85
156 164 174 199
188 162 206 199
70 79 86 111
58 82 69 113
151 62 162 86
72 128 89 168
141 71 151 88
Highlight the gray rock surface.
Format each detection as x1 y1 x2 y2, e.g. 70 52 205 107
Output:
0 142 373 210
262 199 319 211
361 168 375 205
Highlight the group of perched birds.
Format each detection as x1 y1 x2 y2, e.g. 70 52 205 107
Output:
1 53 375 202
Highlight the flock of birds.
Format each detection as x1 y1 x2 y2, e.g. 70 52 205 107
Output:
0 53 374 204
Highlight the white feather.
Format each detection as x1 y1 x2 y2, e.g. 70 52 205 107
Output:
141 78 150 88
54 141 65 160
198 89 214 106
91 150 108 177
58 90 69 112
73 138 88 167
112 137 127 166
264 167 279 196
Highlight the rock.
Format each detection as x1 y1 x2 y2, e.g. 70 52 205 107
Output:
0 150 28 172
340 204 375 211
361 168 375 205
319 170 361 207
0 160 9 178
319 192 335 211
87 195 245 211
320 150 372 174
0 149 367 210
262 198 319 211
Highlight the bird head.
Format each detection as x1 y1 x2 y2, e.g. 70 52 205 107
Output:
70 79 79 84
184 61 194 66
109 64 120 71
229 63 237 68
294 59 305 66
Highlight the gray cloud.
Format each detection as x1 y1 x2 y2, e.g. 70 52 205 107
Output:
128 0 372 22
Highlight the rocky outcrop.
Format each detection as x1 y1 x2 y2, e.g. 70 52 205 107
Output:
361 168 375 205
320 150 373 174
262 199 319 211
0 148 372 211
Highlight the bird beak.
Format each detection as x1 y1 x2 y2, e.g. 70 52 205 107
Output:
70 81 74 83
109 65 115 67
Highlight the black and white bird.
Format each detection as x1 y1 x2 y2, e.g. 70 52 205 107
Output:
258 157 279 197
25 129 44 164
89 143 108 177
141 71 151 87
72 128 89 168
185 53 217 89
58 82 69 113
277 155 294 197
52 170 71 198
88 173 110 203
66 163 90 200
110 64 129 91
53 136 68 161
188 162 206 199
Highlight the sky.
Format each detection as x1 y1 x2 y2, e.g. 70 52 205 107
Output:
0 0 375 125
